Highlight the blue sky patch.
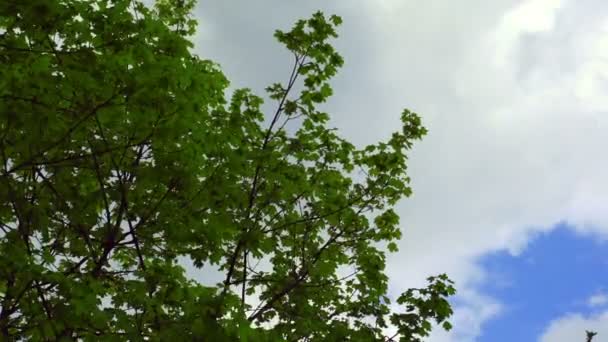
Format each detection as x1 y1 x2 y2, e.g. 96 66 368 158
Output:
475 224 608 341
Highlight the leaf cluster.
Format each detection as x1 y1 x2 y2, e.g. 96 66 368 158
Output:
0 1 455 341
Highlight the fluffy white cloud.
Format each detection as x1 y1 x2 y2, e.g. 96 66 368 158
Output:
425 290 502 342
369 0 608 338
588 293 608 307
183 0 608 340
540 311 608 342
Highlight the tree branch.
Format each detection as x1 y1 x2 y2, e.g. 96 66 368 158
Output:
219 52 306 312
4 94 117 176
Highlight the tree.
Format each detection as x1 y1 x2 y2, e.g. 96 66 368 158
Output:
0 0 455 340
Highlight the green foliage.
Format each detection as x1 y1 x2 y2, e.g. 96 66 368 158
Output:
389 275 456 342
0 0 455 340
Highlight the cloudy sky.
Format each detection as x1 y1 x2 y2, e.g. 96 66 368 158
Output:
189 0 608 340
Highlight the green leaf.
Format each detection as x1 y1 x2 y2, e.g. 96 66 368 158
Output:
0 3 453 341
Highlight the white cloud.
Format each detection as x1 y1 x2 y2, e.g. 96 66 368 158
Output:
574 19 608 112
184 0 608 340
428 290 502 342
502 0 563 33
374 0 608 337
588 293 608 307
540 311 608 342
492 0 564 68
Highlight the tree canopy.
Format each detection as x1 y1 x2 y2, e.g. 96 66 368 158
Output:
0 0 455 340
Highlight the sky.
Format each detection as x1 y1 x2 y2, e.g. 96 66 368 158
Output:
186 0 608 341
